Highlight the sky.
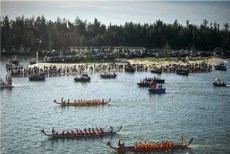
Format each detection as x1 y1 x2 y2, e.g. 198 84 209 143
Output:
1 1 230 28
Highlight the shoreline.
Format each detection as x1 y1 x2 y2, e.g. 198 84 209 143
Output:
29 57 226 68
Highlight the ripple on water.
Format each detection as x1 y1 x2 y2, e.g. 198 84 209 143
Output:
1 59 230 153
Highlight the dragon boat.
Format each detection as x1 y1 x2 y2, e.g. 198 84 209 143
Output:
100 72 117 79
106 138 193 152
53 98 111 106
40 125 122 138
74 74 91 82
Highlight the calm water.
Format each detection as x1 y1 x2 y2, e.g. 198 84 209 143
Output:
1 57 230 154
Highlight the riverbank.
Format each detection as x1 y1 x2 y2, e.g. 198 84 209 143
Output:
127 57 225 66
29 57 225 68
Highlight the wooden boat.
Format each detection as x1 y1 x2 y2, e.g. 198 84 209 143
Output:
40 125 122 138
106 138 193 152
100 73 117 79
150 69 162 74
214 62 227 71
177 69 189 75
53 98 111 106
74 74 91 82
29 74 45 81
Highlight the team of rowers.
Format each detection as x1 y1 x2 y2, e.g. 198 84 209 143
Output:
57 97 105 105
118 135 185 149
133 140 175 149
51 126 113 135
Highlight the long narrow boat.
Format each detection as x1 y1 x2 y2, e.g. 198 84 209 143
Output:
213 82 226 87
41 125 122 138
53 98 111 106
0 83 14 88
106 138 193 152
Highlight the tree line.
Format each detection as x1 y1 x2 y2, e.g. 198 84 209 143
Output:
1 15 230 52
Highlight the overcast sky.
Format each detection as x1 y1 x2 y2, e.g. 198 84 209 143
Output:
1 1 230 28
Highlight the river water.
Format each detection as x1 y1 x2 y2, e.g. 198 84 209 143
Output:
1 56 230 154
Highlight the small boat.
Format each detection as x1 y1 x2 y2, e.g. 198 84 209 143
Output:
214 62 227 71
125 64 135 72
9 56 19 65
137 77 165 87
177 69 189 75
106 138 193 152
137 82 150 87
41 125 122 138
29 59 36 65
150 69 162 74
148 88 166 94
29 74 45 81
53 98 111 106
74 74 91 82
0 74 14 88
213 78 226 87
100 72 117 79
148 84 166 94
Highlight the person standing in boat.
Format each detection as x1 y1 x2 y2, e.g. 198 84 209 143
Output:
110 126 113 132
52 127 55 134
181 135 184 145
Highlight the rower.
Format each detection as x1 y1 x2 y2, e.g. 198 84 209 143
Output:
118 140 121 147
52 127 55 134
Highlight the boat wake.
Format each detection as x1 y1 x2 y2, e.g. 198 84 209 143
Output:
167 91 181 93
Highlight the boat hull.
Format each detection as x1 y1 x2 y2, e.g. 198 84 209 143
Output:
41 125 122 138
148 88 166 94
213 83 226 87
74 78 90 82
0 84 14 88
29 76 45 81
100 74 117 79
150 70 162 74
214 65 227 71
